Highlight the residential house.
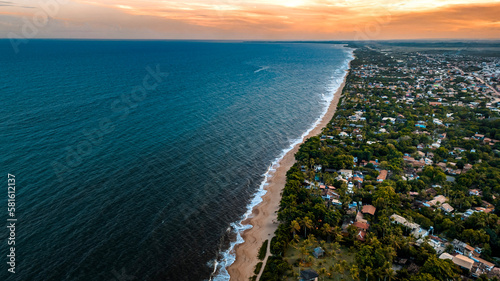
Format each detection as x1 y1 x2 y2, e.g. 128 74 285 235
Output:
425 195 447 207
339 132 349 137
313 247 325 258
377 170 388 182
300 269 319 281
473 257 495 272
356 211 367 224
390 214 420 230
361 205 377 216
469 189 482 196
339 169 353 178
441 203 454 213
453 239 475 256
452 254 474 271
439 253 454 260
353 221 369 231
473 134 485 140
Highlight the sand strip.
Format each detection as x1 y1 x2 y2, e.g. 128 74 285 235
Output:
227 67 350 280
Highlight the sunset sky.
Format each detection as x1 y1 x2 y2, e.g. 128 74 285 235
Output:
1 0 500 40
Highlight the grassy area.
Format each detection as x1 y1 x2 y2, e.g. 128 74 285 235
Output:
283 238 358 280
258 240 268 260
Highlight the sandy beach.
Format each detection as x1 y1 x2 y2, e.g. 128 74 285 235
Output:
227 68 350 280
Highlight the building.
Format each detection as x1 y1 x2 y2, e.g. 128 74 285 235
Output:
353 221 369 231
452 254 474 271
473 257 495 272
473 134 485 140
469 189 481 196
331 199 342 206
313 247 325 258
453 239 475 256
441 203 454 213
425 195 448 207
352 175 364 183
339 169 353 178
361 205 376 216
339 132 349 138
300 269 319 281
390 214 420 230
439 253 454 260
356 211 367 224
377 170 388 182
357 230 367 241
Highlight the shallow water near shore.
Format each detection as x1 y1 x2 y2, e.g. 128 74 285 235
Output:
0 40 352 281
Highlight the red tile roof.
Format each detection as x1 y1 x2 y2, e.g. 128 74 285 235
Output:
361 205 376 215
353 221 369 231
357 230 367 241
377 170 388 181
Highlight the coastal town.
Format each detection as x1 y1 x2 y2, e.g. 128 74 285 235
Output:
256 44 500 281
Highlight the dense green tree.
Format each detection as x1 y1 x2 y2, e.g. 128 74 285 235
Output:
420 255 459 281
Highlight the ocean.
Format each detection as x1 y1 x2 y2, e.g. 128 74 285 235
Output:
0 40 352 281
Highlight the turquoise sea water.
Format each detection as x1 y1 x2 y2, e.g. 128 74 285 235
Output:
0 40 352 280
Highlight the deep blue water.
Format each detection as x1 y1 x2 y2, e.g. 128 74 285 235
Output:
0 40 351 281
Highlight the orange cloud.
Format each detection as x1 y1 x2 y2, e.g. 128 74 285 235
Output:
372 3 500 39
1 0 500 39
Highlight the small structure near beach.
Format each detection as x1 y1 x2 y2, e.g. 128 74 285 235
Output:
313 247 324 258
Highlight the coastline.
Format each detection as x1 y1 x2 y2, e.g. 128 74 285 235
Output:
226 63 351 280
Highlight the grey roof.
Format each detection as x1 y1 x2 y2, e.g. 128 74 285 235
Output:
300 269 319 279
314 247 324 254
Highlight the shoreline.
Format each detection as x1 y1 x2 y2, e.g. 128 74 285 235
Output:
226 63 351 280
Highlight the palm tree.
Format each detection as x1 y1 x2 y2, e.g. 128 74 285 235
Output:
336 261 345 274
302 216 314 237
318 267 328 281
331 242 341 255
307 255 315 265
383 265 395 281
340 260 348 272
320 240 326 250
350 265 360 280
321 223 334 242
291 220 301 236
386 234 401 251
299 246 308 263
364 266 373 281
333 263 343 281
306 234 317 246
333 226 343 243
329 265 335 278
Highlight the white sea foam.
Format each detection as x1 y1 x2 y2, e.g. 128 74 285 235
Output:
210 48 354 281
254 66 270 73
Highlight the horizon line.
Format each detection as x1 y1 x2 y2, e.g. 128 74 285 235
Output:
2 38 500 42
